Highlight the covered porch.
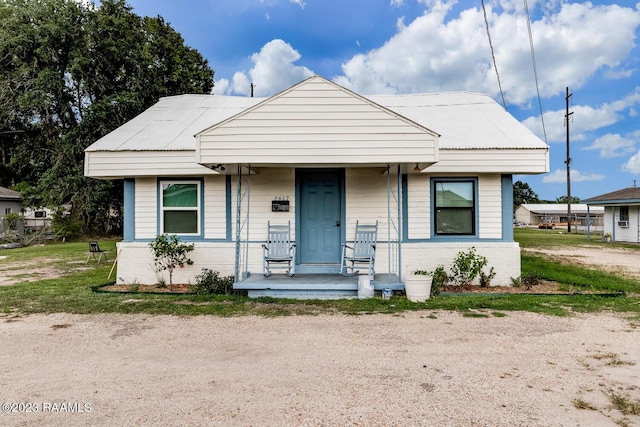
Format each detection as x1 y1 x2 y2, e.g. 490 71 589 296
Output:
194 76 439 298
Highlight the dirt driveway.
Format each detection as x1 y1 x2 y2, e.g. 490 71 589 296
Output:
1 245 639 426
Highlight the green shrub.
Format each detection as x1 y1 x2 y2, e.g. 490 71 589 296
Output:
193 268 236 295
2 212 20 230
449 247 488 286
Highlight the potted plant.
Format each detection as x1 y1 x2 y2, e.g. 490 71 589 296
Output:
404 269 433 302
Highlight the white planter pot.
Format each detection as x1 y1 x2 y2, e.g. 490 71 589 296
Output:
404 274 432 302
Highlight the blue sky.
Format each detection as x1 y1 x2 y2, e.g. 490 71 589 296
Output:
121 0 640 202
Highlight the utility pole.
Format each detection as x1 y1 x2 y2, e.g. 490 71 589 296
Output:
565 87 574 233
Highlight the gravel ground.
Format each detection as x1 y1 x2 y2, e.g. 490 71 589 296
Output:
1 311 639 426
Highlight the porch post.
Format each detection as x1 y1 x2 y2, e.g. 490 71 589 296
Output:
234 165 242 282
397 164 402 281
386 164 402 283
234 164 252 282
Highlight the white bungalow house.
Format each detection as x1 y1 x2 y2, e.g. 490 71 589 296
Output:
584 186 640 243
84 76 549 297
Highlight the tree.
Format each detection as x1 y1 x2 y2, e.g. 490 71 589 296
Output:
0 0 215 234
149 234 194 289
555 195 581 204
513 180 540 209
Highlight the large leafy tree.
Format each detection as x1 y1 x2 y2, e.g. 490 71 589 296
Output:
513 180 540 209
0 0 214 234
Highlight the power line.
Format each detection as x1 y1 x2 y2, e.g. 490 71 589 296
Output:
523 0 548 143
481 0 507 111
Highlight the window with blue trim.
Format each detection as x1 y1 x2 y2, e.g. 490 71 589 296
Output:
160 181 200 235
434 180 476 235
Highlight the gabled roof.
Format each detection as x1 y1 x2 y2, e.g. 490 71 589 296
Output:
0 186 21 201
85 75 547 153
195 76 439 167
583 187 640 205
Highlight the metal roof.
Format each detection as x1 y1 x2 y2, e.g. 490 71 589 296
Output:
86 94 262 151
86 77 548 152
369 92 547 150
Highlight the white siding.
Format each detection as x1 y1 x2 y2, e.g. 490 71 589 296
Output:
407 174 430 239
203 176 228 239
85 150 217 179
478 175 503 239
608 205 640 243
135 177 157 239
197 78 438 167
424 149 548 174
230 168 296 242
344 168 400 242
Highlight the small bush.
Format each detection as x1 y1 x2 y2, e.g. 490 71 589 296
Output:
193 268 235 295
521 273 542 290
449 247 488 286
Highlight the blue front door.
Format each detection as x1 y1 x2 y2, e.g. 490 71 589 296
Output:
298 170 343 264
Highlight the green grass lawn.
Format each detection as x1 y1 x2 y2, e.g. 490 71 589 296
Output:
1 231 639 318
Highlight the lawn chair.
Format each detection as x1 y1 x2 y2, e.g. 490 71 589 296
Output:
262 221 296 277
86 241 108 263
340 220 378 276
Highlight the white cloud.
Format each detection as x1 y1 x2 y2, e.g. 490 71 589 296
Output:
333 2 640 105
214 40 314 96
390 0 404 7
542 168 605 183
605 68 635 79
522 87 640 143
290 0 305 9
622 150 640 174
584 133 636 158
212 78 229 95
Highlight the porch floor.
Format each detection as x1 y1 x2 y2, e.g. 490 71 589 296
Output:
235 273 402 299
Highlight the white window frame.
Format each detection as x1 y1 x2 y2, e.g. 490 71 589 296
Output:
159 180 201 236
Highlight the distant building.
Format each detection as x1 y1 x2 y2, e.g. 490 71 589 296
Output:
514 203 604 228
584 186 640 243
0 186 23 235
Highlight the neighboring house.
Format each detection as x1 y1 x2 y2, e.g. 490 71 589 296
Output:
514 204 604 228
584 186 640 243
0 186 23 233
23 206 66 231
84 76 549 297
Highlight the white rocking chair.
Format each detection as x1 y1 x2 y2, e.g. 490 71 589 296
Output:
262 221 296 277
340 220 378 277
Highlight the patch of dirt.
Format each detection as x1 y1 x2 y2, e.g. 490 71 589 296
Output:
524 245 640 280
0 255 105 286
98 283 194 293
440 280 599 294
